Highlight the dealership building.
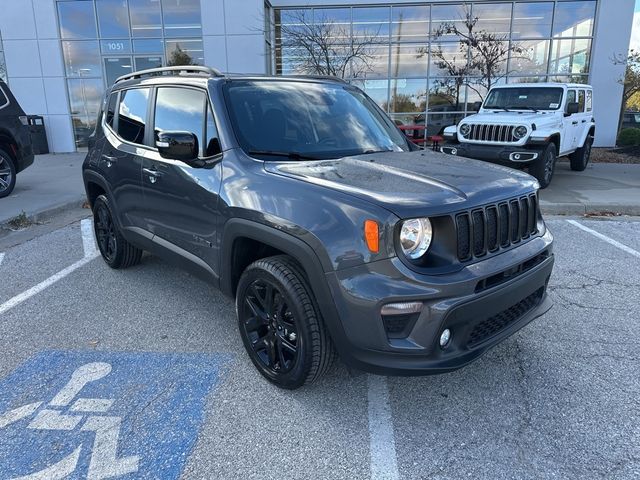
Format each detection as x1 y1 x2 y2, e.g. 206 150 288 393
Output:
0 0 634 152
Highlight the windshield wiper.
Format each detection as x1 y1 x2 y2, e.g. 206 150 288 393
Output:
487 106 511 112
506 105 539 112
247 150 321 160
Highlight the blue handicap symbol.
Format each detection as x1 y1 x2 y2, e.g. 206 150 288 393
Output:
0 350 226 479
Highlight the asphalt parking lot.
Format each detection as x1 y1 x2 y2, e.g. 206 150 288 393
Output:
0 215 639 479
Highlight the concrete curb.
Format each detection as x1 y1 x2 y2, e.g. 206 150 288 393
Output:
0 196 88 228
540 202 640 216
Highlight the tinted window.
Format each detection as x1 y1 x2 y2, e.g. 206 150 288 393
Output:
578 90 585 112
586 90 593 112
154 87 206 156
566 90 576 111
118 88 150 144
106 92 118 127
205 104 222 157
484 87 564 111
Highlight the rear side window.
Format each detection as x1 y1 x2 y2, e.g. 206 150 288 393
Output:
578 90 585 112
154 87 206 157
586 90 592 112
105 92 118 128
118 88 150 145
0 86 8 110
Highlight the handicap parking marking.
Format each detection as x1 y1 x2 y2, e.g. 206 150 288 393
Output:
0 351 228 479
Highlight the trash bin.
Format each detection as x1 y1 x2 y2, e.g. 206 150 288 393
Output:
27 115 49 155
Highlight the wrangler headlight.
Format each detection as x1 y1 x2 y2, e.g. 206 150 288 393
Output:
399 218 433 260
459 123 471 137
514 125 528 139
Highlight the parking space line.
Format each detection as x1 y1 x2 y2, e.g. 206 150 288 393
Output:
0 254 98 316
567 220 640 259
81 219 97 258
367 375 399 480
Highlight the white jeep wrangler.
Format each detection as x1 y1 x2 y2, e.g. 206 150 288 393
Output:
441 83 595 188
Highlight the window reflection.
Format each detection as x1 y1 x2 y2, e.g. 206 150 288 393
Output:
96 0 130 38
430 42 468 76
67 78 104 117
352 45 389 79
510 40 549 75
104 57 133 86
166 40 204 66
58 1 97 39
428 78 466 111
473 3 512 36
431 4 469 40
390 44 428 78
162 0 202 37
388 79 427 113
349 79 389 109
352 7 390 41
135 56 163 71
512 2 553 39
553 1 596 38
133 38 164 54
118 88 150 144
550 38 591 74
392 6 429 43
129 0 162 38
154 87 206 155
62 41 102 77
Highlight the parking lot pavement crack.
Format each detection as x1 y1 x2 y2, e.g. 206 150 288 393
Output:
511 339 537 470
550 291 630 312
125 381 177 434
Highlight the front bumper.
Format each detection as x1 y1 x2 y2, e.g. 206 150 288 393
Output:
325 229 554 375
441 142 541 166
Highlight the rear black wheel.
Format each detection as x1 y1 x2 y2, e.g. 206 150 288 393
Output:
569 136 593 171
236 255 334 389
93 194 143 269
530 143 556 189
0 149 16 199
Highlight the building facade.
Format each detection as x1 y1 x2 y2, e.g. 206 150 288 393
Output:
0 0 634 152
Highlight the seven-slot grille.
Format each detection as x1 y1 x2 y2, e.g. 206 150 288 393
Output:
456 194 539 261
465 124 517 142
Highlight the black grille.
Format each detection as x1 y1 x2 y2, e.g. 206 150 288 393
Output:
468 124 516 142
467 287 544 347
456 194 539 261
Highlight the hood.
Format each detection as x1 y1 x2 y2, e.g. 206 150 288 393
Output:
264 150 538 219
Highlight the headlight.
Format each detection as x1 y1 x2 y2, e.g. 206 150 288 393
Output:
459 123 471 137
514 125 528 139
399 218 433 260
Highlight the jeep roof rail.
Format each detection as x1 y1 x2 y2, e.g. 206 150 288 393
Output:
287 74 349 84
115 65 224 84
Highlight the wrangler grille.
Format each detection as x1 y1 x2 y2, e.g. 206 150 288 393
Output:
455 194 539 261
467 124 517 142
467 287 544 347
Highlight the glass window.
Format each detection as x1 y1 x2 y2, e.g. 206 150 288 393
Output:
388 78 427 113
430 42 468 76
432 4 469 40
133 39 164 54
509 40 549 75
352 45 389 79
135 56 163 71
104 57 133 87
392 6 429 43
472 3 512 36
553 1 596 38
100 39 131 55
566 90 576 111
205 104 222 157
484 86 563 110
550 39 591 74
96 0 130 38
129 0 162 38
577 90 585 112
166 40 204 66
512 2 553 39
161 0 202 37
72 116 97 148
586 90 592 112
58 1 97 39
105 92 118 127
154 87 206 156
350 79 389 109
428 78 466 111
118 88 150 144
67 78 104 117
62 41 102 77
390 44 428 78
353 7 390 42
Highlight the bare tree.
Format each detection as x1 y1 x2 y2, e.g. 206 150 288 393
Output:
613 50 640 132
276 10 382 79
432 7 524 102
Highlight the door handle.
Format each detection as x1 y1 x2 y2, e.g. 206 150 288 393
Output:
572 121 578 125
143 167 163 184
581 120 587 123
102 154 117 167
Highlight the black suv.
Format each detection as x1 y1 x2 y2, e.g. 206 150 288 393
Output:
0 80 34 198
83 66 554 389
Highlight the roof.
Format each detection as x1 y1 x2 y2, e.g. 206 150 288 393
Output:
492 82 593 89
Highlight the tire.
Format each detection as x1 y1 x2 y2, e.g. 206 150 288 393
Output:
236 255 334 389
569 135 593 171
0 148 17 199
92 194 143 269
530 143 556 189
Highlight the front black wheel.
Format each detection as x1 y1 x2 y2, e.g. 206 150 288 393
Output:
236 256 334 389
569 136 592 171
93 194 143 269
0 149 16 199
530 143 556 189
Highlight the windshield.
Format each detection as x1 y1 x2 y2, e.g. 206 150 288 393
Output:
483 87 564 111
224 80 409 160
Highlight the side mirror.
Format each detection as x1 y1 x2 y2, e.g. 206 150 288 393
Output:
156 131 199 164
472 101 482 112
565 102 580 116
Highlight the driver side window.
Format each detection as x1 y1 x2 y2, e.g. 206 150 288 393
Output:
566 90 576 114
154 87 206 157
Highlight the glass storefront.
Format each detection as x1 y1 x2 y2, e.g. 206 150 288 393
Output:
56 0 203 149
274 1 597 136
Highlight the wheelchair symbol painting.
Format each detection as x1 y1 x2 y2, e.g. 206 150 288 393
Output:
0 351 224 479
1 362 138 479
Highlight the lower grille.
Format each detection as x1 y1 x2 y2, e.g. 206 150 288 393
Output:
467 287 544 347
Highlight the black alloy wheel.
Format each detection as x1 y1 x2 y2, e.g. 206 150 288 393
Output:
94 201 117 263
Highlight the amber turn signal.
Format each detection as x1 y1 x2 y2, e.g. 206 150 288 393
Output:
364 220 380 253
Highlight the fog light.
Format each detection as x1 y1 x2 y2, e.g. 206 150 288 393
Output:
439 329 451 348
514 153 521 160
451 148 458 155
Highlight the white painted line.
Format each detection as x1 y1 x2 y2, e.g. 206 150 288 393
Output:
367 375 399 480
0 401 42 429
567 220 640 259
0 253 98 316
81 218 97 258
0 252 5 266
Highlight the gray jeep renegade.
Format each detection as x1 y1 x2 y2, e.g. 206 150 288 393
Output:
83 66 554 389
